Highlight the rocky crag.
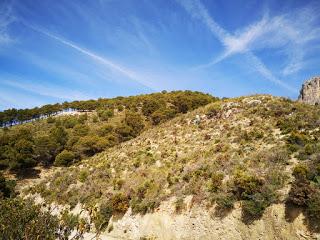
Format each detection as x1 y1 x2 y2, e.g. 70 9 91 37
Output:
298 76 320 104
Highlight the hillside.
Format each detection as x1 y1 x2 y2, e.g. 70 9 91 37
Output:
15 94 320 239
0 91 215 172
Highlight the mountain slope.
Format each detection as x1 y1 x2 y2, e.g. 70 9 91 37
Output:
0 91 215 172
24 94 320 239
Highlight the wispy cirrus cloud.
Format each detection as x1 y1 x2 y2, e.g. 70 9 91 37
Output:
128 17 157 54
181 0 320 78
0 1 15 46
18 51 100 85
0 91 44 110
24 24 157 91
178 0 319 92
0 76 92 101
223 7 320 76
245 52 296 92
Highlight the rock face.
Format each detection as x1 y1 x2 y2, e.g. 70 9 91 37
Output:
92 201 319 240
298 76 320 104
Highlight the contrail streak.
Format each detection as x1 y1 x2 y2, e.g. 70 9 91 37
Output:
26 24 154 90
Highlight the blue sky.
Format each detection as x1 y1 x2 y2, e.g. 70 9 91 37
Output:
0 0 320 110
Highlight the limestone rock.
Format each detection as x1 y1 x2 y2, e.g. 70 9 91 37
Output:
298 76 320 105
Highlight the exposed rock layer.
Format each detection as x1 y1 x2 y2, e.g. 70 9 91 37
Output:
298 76 320 104
93 201 318 240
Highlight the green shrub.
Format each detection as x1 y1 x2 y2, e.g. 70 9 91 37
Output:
92 115 99 123
124 111 145 136
142 99 164 116
59 210 79 237
115 124 134 142
242 197 265 220
266 169 287 188
46 117 55 123
94 193 129 232
0 198 60 239
66 135 80 149
110 193 129 214
78 170 89 183
73 124 89 136
50 126 68 147
286 132 308 152
98 124 114 137
266 148 289 164
150 108 176 125
214 192 236 211
113 178 124 190
54 150 75 166
131 197 159 214
63 117 78 128
34 135 58 165
292 164 309 179
297 144 320 160
0 173 15 199
74 135 108 156
307 190 320 222
175 197 185 213
8 138 37 169
241 186 277 221
206 104 221 119
130 180 161 214
232 170 263 199
98 109 113 121
94 202 113 232
207 172 224 193
251 129 264 139
304 144 318 155
117 105 124 112
78 114 88 123
276 118 292 133
287 178 314 206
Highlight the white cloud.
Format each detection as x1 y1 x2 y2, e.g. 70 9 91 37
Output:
25 24 157 91
233 7 320 76
19 51 98 85
131 17 157 54
222 15 269 55
1 77 92 101
177 0 229 41
0 2 14 45
0 91 44 110
185 1 320 77
245 53 297 93
178 0 297 93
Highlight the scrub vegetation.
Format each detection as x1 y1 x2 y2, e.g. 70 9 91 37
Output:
2 92 320 237
0 91 215 171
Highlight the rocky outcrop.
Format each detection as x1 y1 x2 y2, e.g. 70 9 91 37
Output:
92 200 318 240
298 76 320 104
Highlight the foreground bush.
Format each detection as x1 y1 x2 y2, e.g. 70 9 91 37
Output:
232 170 263 198
0 173 15 199
0 198 59 239
214 192 235 215
0 197 81 239
241 187 277 221
307 190 320 223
